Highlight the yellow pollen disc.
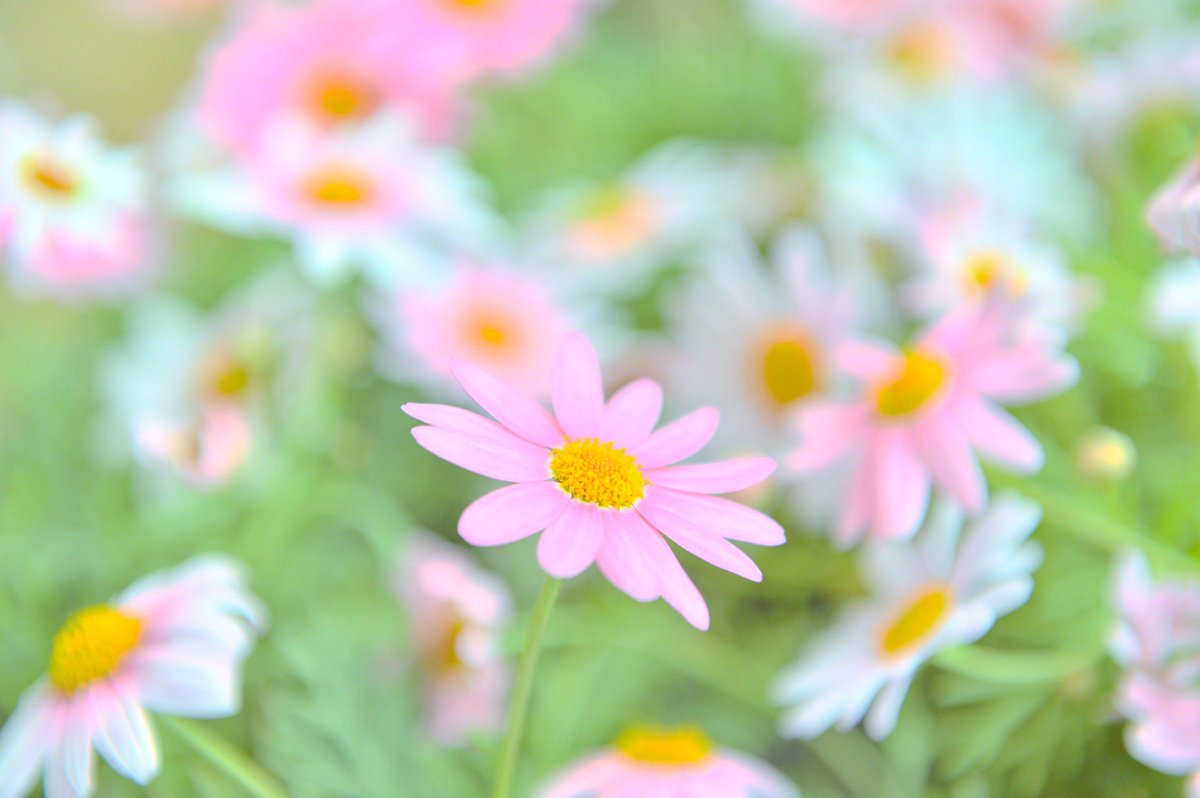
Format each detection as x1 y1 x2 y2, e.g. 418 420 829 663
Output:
759 334 819 407
875 350 948 418
304 168 373 206
478 324 507 346
434 619 467 672
888 22 956 82
309 75 377 122
879 586 953 656
48 606 143 694
549 438 646 509
446 0 495 9
570 185 659 257
22 154 78 198
617 726 713 766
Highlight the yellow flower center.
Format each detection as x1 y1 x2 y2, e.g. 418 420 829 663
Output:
963 250 1028 298
617 726 713 766
434 619 467 672
879 586 952 657
549 438 646 509
888 21 956 82
304 167 374 206
308 74 378 122
570 185 659 258
48 606 143 694
758 333 819 407
21 153 78 198
446 0 497 10
875 350 948 418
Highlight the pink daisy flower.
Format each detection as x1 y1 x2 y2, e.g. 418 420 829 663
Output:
374 262 571 396
132 402 253 489
402 332 785 630
0 100 154 300
538 725 799 798
1110 553 1200 796
196 0 454 157
369 0 599 89
0 558 267 798
1148 155 1200 257
788 302 1077 546
394 535 512 746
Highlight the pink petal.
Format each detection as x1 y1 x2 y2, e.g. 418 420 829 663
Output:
956 400 1043 473
458 482 569 547
630 407 720 469
642 487 786 546
127 646 239 718
836 448 875 547
90 684 159 785
551 332 606 439
645 457 775 494
451 361 564 448
636 530 710 630
411 426 550 483
914 418 986 512
536 503 605 579
872 429 931 540
637 501 763 582
787 402 869 472
834 339 897 380
0 682 54 798
595 512 659 602
402 402 513 438
599 378 662 450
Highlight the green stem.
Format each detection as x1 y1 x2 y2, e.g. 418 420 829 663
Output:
161 716 288 798
493 576 562 798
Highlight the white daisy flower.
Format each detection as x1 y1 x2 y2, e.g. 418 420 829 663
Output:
773 492 1043 740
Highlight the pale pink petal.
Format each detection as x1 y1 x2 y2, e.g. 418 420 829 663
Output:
966 347 1078 404
634 526 710 630
451 361 564 447
836 448 875 547
787 402 870 472
0 683 54 798
644 457 775 494
551 331 605 439
129 647 239 718
458 482 569 546
595 512 659 602
873 429 931 540
630 407 720 469
956 400 1043 472
834 339 897 380
536 503 605 579
402 402 516 439
642 487 786 546
410 426 549 483
61 706 94 797
90 684 159 785
914 419 986 512
599 378 662 450
637 501 763 582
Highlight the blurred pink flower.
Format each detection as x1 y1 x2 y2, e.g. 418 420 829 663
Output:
133 402 253 489
538 725 799 798
0 558 267 798
377 263 570 396
0 101 153 299
369 0 598 89
1148 156 1200 257
395 535 512 746
196 0 454 157
788 303 1076 545
403 332 784 630
1111 553 1200 795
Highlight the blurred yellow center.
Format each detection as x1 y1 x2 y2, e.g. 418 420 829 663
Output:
477 322 507 347
304 168 373 206
879 586 952 656
22 154 77 198
876 350 947 418
759 334 818 407
963 250 1028 298
888 22 956 81
207 358 251 398
446 0 495 9
550 438 646 509
310 75 377 122
48 606 142 694
618 726 713 765
435 619 467 672
571 185 659 256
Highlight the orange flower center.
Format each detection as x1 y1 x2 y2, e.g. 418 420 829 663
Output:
22 153 78 198
888 21 956 82
307 73 379 123
875 350 948 418
48 606 143 694
758 332 819 407
550 438 646 509
303 167 374 206
879 586 953 656
963 250 1028 298
570 184 660 258
617 726 713 766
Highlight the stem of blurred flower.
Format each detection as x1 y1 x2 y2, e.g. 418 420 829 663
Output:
493 576 562 798
161 716 288 798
